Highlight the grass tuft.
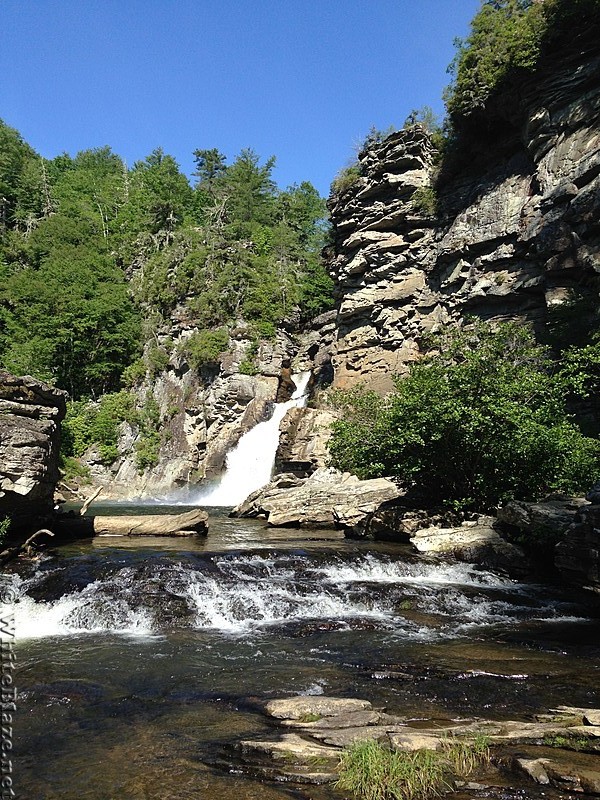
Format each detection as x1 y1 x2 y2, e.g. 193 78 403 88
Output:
336 735 491 800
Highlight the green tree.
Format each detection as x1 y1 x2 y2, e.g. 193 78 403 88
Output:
330 323 600 510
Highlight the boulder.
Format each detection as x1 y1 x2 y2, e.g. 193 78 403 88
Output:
496 498 582 541
233 467 403 529
555 503 600 593
274 407 337 477
0 372 67 532
410 517 529 575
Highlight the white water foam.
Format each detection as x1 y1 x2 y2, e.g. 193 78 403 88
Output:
13 579 154 640
312 554 519 589
193 370 311 507
10 552 590 640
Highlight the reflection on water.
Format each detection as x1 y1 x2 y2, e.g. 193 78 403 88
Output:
10 512 600 799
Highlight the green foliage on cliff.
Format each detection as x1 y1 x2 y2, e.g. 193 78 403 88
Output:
0 125 141 398
63 391 138 465
182 328 230 371
0 120 333 399
445 0 600 121
133 150 332 331
330 323 600 511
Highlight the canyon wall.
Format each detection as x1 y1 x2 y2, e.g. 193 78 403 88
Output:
327 44 600 392
90 39 600 498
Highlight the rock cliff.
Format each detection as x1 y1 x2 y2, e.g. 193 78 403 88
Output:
0 372 66 531
326 42 600 392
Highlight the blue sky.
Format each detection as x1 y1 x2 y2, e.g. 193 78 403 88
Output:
1 1 480 197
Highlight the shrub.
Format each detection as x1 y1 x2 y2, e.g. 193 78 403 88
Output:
60 456 92 484
0 517 11 546
121 358 146 387
329 322 600 511
146 344 170 376
183 327 229 371
331 164 362 196
62 390 138 465
134 392 161 472
411 186 438 217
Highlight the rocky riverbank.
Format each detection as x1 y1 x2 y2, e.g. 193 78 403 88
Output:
231 695 600 795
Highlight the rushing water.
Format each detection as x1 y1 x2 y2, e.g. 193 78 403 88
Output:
5 510 600 799
187 371 311 507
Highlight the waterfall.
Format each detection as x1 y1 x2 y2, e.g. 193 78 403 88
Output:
196 371 312 507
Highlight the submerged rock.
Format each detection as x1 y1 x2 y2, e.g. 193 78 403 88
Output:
233 467 403 528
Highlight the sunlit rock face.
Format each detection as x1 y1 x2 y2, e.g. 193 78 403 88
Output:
326 45 600 392
0 371 66 530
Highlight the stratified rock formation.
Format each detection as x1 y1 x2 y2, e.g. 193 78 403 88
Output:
327 43 600 392
274 407 336 477
0 372 67 531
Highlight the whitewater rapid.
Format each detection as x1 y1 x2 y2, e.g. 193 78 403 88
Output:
5 551 588 641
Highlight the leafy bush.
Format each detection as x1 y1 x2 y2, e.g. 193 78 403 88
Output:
134 392 162 472
329 323 600 511
0 517 11 546
121 358 146 387
410 186 438 217
60 456 92 484
182 327 229 371
146 344 170 377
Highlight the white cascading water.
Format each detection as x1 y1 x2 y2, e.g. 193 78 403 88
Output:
7 551 583 640
196 370 312 507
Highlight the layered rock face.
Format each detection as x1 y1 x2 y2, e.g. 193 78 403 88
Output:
0 372 66 531
327 46 600 391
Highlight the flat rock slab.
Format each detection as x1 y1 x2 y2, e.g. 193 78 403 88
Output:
311 725 405 748
552 706 600 727
237 733 339 784
264 696 372 720
281 709 381 729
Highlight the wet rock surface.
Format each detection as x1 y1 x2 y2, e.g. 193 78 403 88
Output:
410 516 529 576
556 502 600 594
234 695 600 790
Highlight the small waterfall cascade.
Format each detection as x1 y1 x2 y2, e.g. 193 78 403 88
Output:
6 550 585 640
197 370 312 507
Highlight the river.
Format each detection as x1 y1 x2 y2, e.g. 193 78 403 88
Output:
5 508 600 799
